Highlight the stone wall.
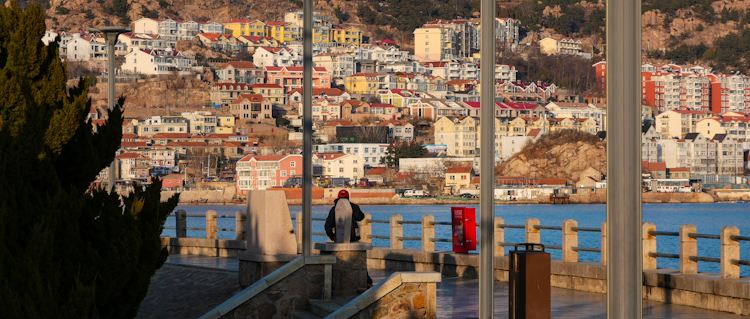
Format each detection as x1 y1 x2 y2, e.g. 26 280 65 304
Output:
221 265 325 318
353 282 436 319
326 272 440 319
201 255 336 319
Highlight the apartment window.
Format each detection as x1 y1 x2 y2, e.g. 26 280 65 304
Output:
290 161 296 167
339 167 344 173
291 170 296 176
281 170 287 177
353 168 358 172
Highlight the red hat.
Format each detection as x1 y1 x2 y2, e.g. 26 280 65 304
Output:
338 190 349 198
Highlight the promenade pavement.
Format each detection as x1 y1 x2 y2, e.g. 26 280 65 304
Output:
136 255 746 318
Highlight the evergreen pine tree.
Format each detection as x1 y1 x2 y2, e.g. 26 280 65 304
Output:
0 3 179 318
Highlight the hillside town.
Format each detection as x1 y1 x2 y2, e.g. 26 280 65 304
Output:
41 12 750 199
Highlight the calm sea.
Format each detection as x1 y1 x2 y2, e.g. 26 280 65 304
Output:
162 203 750 275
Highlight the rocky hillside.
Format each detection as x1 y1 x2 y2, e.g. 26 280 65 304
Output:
496 130 606 183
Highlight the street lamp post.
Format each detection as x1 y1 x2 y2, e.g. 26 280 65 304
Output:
90 26 131 193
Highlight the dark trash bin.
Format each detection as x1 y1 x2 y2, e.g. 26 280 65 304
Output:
509 243 551 319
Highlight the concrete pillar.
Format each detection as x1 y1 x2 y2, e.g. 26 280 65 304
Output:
235 210 246 240
642 222 657 270
361 213 372 243
495 217 505 257
206 210 217 239
679 224 697 274
390 214 403 249
562 219 578 263
525 218 540 244
720 226 740 279
601 221 607 266
176 209 187 238
296 212 303 245
422 215 435 252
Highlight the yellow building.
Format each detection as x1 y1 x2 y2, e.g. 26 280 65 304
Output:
251 83 286 105
223 19 267 38
476 117 504 156
445 166 474 190
216 114 236 133
265 21 301 44
434 116 477 156
413 26 457 62
330 25 362 44
345 73 382 95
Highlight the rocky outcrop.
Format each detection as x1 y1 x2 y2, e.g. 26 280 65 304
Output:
498 138 606 184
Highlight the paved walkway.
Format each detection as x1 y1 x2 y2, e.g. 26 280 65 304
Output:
136 255 745 318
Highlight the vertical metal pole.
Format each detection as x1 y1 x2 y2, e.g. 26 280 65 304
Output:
91 26 129 193
302 0 313 256
606 0 642 316
479 1 496 318
107 34 117 193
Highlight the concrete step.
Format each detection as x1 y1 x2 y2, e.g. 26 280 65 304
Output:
309 300 343 317
289 310 323 319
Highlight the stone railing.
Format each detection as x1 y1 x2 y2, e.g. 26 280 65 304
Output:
292 213 750 279
161 209 248 257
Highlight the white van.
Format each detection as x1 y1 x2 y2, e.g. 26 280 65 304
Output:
404 190 425 197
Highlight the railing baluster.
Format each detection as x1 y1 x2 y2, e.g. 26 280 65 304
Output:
206 210 217 239
525 218 540 244
390 214 403 249
422 215 435 252
679 224 698 274
562 219 578 263
643 222 657 270
720 226 740 279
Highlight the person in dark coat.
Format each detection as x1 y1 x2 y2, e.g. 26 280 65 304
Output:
325 190 365 242
324 189 372 287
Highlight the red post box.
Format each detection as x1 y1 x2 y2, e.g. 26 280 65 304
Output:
451 207 476 253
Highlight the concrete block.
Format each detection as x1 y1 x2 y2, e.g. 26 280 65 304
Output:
525 218 540 243
238 252 299 262
313 242 372 251
400 272 442 283
246 190 297 255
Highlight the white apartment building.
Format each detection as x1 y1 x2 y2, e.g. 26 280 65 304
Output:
66 35 107 61
658 132 744 175
499 135 532 160
133 18 225 44
495 64 518 82
121 48 193 75
313 143 390 167
119 33 168 51
355 45 411 63
545 102 606 127
132 116 190 137
252 47 302 68
655 110 709 139
314 153 365 182
642 124 660 163
313 53 356 83
539 37 584 57
696 115 750 148
181 111 218 135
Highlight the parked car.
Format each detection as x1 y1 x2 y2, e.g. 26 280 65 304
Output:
459 193 477 199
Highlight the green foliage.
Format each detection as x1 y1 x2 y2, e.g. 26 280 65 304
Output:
356 0 479 32
334 5 350 22
82 8 95 19
381 141 428 168
276 117 290 127
0 3 179 318
141 7 159 19
106 0 130 24
696 24 704 31
158 0 170 8
55 5 69 14
661 43 707 64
